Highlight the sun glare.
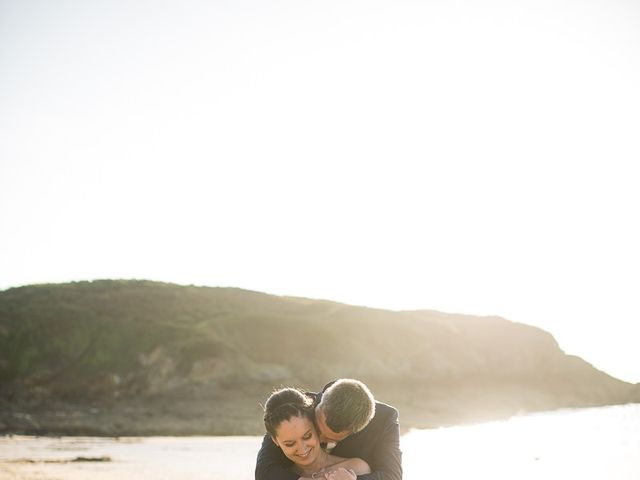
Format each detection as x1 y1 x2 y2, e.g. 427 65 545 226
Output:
1 0 639 382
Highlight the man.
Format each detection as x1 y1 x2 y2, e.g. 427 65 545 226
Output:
255 379 402 480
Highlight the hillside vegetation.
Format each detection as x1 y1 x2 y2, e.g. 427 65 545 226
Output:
1 280 638 435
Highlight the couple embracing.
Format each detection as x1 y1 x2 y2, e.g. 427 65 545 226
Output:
255 379 402 480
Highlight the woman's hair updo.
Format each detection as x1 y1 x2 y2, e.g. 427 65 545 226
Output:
263 387 314 437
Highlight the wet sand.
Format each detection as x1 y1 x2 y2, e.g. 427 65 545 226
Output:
0 435 261 480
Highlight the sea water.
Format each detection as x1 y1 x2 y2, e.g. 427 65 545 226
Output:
402 403 640 480
1 404 638 480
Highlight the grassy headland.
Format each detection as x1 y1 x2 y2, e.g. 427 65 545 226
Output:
1 280 638 435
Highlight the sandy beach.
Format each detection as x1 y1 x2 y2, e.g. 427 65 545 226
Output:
2 404 638 480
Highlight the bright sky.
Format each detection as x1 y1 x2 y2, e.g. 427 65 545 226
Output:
1 0 639 383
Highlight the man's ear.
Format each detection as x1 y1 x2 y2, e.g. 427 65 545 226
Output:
271 436 279 447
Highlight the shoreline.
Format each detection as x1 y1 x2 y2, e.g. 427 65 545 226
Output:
4 400 638 438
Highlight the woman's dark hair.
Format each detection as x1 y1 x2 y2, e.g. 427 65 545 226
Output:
263 387 314 437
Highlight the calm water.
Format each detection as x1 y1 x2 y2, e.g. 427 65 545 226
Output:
1 404 638 480
402 403 640 480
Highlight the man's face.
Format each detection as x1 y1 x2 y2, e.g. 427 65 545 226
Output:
314 405 351 443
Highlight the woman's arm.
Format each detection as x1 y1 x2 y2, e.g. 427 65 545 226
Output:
341 458 371 475
317 457 371 479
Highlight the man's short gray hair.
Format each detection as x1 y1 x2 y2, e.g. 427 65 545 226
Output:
318 378 375 434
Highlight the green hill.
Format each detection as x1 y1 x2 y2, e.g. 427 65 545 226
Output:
0 280 637 435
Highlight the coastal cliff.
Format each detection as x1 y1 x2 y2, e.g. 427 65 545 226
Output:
1 280 638 435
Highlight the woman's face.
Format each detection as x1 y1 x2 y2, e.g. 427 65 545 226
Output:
272 414 321 467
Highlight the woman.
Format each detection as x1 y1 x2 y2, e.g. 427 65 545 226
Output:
263 387 371 480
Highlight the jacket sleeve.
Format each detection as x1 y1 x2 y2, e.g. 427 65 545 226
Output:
357 407 403 480
255 433 300 480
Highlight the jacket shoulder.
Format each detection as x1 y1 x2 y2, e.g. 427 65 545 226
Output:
374 401 399 421
357 401 398 435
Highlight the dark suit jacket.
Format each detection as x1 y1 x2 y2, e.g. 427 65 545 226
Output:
255 384 402 480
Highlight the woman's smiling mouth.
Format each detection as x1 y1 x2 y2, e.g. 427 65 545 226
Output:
297 448 312 459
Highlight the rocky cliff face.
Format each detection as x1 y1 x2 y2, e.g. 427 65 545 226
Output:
1 280 638 435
